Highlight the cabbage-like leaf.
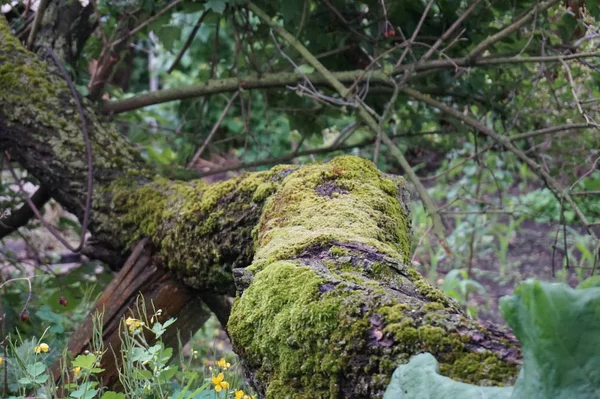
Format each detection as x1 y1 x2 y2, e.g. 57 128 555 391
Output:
500 279 600 399
384 279 600 398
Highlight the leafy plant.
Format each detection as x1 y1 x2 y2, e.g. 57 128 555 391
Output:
440 269 489 318
384 279 600 398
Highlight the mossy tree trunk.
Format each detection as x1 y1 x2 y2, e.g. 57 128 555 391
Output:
0 16 521 398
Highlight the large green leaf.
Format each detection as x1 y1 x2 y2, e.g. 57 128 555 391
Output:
383 353 511 399
384 280 600 398
501 279 600 399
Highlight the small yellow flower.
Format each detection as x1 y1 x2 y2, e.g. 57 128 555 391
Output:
125 317 144 333
73 367 81 377
0 357 3 366
234 390 254 399
211 373 230 392
34 343 49 354
216 357 231 370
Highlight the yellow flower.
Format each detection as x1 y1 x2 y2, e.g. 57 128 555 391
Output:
0 357 3 366
216 357 231 370
125 317 144 333
211 373 230 392
34 343 49 354
234 390 254 399
73 367 81 377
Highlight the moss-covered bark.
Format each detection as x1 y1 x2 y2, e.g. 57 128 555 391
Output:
228 157 521 398
0 16 145 259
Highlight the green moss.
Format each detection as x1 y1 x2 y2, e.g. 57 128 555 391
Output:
252 182 277 203
230 258 519 398
228 261 350 398
253 156 411 270
110 169 287 292
440 352 519 386
422 301 446 312
329 245 351 257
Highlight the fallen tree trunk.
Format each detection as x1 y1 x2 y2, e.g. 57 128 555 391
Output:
226 156 521 398
0 17 521 398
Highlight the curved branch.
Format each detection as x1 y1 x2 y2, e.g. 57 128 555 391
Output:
401 86 599 236
248 1 451 252
466 0 560 60
0 186 51 240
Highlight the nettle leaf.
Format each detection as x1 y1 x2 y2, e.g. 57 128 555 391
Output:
384 280 600 398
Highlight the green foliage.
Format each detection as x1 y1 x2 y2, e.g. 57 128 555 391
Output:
0 296 255 399
384 279 600 398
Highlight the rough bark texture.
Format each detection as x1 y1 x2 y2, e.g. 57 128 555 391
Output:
0 15 146 264
0 17 522 399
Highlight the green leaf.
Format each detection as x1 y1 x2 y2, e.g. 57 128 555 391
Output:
100 392 126 399
26 362 46 377
205 0 226 13
383 353 511 398
160 26 182 52
72 354 97 370
384 280 600 398
500 280 600 399
159 365 178 382
34 374 49 384
295 64 315 74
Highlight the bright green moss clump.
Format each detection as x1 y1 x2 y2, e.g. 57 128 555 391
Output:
252 156 411 271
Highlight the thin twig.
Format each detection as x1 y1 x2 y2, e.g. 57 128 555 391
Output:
26 0 49 49
187 92 239 168
249 1 451 252
110 0 184 48
168 10 210 74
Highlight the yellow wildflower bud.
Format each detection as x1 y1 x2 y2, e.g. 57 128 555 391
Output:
0 357 3 366
34 343 49 354
73 367 81 377
216 357 231 370
235 390 244 399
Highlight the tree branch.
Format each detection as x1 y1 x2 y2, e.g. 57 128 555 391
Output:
102 52 600 114
247 2 451 251
466 0 560 60
401 86 599 236
0 186 51 240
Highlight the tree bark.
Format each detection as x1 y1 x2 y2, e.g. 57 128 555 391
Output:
49 239 217 391
0 16 521 399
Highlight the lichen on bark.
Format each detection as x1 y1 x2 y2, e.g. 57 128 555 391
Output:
0 15 143 254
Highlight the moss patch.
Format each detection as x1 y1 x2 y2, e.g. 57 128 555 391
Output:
110 167 295 293
253 156 411 271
